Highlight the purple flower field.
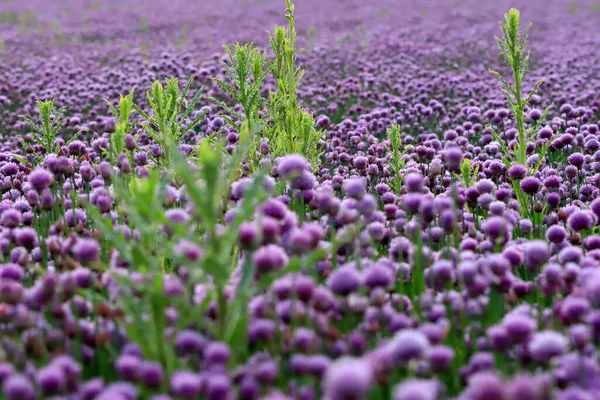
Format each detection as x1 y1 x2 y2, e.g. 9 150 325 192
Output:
2 0 600 399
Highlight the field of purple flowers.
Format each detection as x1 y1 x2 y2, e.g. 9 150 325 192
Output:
2 0 600 398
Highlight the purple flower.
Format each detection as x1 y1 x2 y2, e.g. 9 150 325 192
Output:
2 374 35 400
29 168 54 191
73 239 100 265
327 264 362 295
393 379 440 400
528 331 569 363
567 211 593 232
278 155 309 179
323 357 373 400
170 371 202 399
253 244 289 275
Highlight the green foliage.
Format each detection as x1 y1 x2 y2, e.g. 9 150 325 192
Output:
20 99 82 156
488 8 552 170
384 124 406 194
454 158 479 188
210 0 324 171
211 43 268 132
104 87 135 162
264 0 324 168
133 76 206 167
569 0 578 14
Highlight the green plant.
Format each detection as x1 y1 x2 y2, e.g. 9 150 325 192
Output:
104 87 135 162
454 158 479 188
488 8 552 172
211 0 324 171
210 43 268 132
384 124 406 194
20 99 82 157
265 0 323 168
133 77 206 168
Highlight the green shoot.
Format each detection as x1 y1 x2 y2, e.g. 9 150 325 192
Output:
265 0 324 168
454 158 479 188
385 124 406 194
20 99 68 154
488 8 552 169
104 87 135 162
210 43 269 133
133 76 206 167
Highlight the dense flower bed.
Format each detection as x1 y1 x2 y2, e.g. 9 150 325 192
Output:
1 0 600 399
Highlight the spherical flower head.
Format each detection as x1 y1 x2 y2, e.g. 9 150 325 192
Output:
520 177 541 195
343 177 366 200
29 168 54 191
508 164 527 180
140 361 164 389
14 227 37 248
462 372 504 400
278 155 309 179
389 329 430 364
323 357 373 400
502 313 536 344
327 264 362 295
73 238 100 265
443 147 463 172
568 153 585 168
36 365 66 395
591 198 600 219
80 378 104 400
115 354 140 381
170 371 202 399
481 216 507 240
2 374 35 400
428 345 455 372
404 173 424 193
253 244 289 276
204 341 231 366
175 330 207 355
239 222 260 249
364 264 393 289
353 156 368 169
165 208 191 225
528 331 569 364
567 210 593 232
393 379 440 400
523 240 549 271
290 171 316 190
558 246 583 265
0 208 21 229
546 225 567 244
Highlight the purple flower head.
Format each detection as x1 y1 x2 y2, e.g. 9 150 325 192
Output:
2 374 35 400
523 240 549 271
389 329 430 364
29 168 54 191
520 177 541 195
343 177 366 200
73 239 100 265
278 155 309 179
253 244 289 276
36 365 66 395
327 263 362 295
568 210 593 232
462 372 504 400
393 379 440 400
323 357 373 400
528 331 569 364
170 371 202 399
508 164 527 180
